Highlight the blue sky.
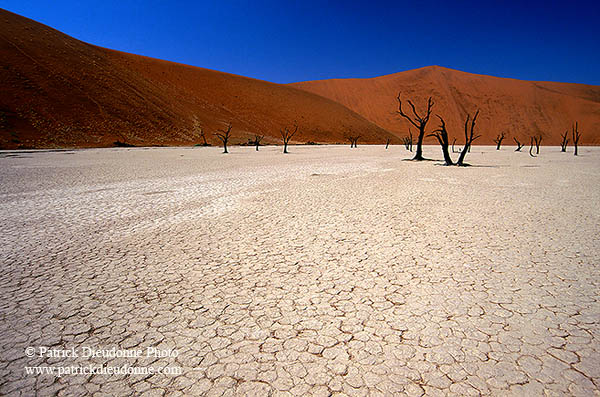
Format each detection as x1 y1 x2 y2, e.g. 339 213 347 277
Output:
2 0 599 84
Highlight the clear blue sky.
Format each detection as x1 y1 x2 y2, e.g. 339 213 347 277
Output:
2 0 599 85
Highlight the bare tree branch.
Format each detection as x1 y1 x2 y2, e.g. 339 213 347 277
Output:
514 137 524 151
396 93 434 160
280 123 299 153
214 123 232 153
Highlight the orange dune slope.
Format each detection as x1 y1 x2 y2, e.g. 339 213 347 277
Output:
0 9 393 149
291 66 600 145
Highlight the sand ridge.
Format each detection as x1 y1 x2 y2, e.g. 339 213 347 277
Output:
291 66 600 146
0 10 393 149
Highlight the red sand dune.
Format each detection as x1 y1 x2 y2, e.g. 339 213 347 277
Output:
0 9 392 149
291 66 600 145
1 9 599 149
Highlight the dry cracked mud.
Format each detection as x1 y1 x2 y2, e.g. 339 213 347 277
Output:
0 145 599 396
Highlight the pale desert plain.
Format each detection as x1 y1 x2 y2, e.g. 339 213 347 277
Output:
0 145 599 396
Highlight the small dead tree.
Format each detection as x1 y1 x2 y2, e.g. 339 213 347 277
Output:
456 110 481 166
514 137 525 152
533 135 542 154
214 123 232 153
397 94 434 160
193 117 209 146
402 131 413 151
428 115 454 166
452 138 459 153
346 135 360 148
385 138 391 149
280 124 298 154
529 137 537 157
200 129 209 146
560 130 569 152
493 132 506 150
254 135 264 151
572 122 581 156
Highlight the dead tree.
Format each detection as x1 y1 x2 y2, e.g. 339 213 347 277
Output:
193 117 209 146
529 137 537 157
214 123 232 154
402 131 413 151
572 122 581 156
560 130 569 152
533 135 542 154
254 135 264 151
428 115 454 166
346 135 360 148
452 138 459 153
385 138 391 149
493 132 506 150
397 94 433 160
280 124 298 154
200 129 209 146
514 137 525 152
456 110 481 166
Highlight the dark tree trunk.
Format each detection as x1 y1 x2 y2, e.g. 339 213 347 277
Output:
280 124 298 154
214 123 233 154
572 122 581 156
560 131 568 152
413 126 425 160
429 115 454 166
456 110 481 166
514 137 524 152
529 137 536 157
397 94 433 161
534 135 542 154
494 132 506 150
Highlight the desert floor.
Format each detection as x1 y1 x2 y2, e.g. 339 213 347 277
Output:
0 145 598 396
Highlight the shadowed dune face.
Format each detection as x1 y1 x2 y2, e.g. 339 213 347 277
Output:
291 66 600 145
0 9 393 149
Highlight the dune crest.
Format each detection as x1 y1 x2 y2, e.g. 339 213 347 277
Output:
291 65 600 145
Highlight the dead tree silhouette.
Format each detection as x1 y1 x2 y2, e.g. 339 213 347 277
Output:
193 117 209 146
529 137 537 157
397 94 433 160
280 124 298 154
428 115 454 166
214 123 232 154
346 135 360 148
533 135 542 154
572 122 582 156
456 110 481 166
514 137 525 152
493 132 506 150
402 134 413 151
560 130 569 152
452 138 459 153
254 135 264 151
